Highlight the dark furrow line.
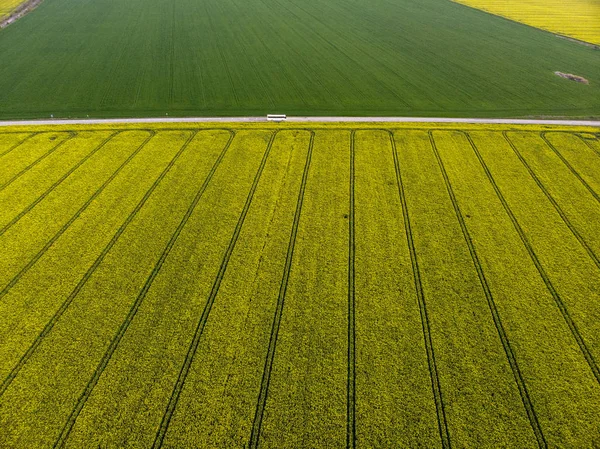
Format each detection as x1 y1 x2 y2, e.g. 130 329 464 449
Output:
0 132 77 192
0 131 123 297
247 131 314 449
347 130 356 449
503 132 600 271
151 131 277 449
17 127 236 134
0 131 189 397
52 130 236 448
0 132 39 159
464 133 600 385
429 131 546 448
540 132 600 205
574 133 600 158
387 130 451 449
0 131 133 237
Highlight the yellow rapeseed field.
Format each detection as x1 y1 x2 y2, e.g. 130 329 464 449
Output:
1 123 600 447
0 0 25 19
453 0 600 45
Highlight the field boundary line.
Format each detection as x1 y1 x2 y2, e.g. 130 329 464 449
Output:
429 131 546 448
449 0 600 50
0 131 150 237
503 132 600 271
0 130 183 397
1 117 599 127
151 131 277 449
465 133 600 385
0 0 45 29
574 133 600 158
347 130 356 449
387 130 451 448
540 132 600 204
0 131 76 193
0 132 39 159
248 131 314 449
51 130 236 448
0 131 123 296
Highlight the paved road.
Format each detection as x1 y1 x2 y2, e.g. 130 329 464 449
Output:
0 116 599 127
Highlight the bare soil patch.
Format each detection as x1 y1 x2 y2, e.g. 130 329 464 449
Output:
554 71 589 84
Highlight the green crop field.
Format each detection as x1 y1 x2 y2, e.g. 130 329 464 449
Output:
0 0 599 119
0 123 599 447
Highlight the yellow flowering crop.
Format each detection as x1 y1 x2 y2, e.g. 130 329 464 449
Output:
454 0 600 45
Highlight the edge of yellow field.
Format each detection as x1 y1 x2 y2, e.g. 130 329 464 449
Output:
0 122 598 134
451 0 600 47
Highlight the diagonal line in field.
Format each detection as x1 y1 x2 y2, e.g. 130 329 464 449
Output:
51 130 237 448
0 132 77 192
0 130 132 237
429 130 547 449
540 132 600 205
465 132 600 386
248 130 314 449
0 131 120 294
573 133 600 158
151 131 277 449
387 130 451 449
503 131 600 272
0 131 193 398
0 132 148 299
0 132 40 159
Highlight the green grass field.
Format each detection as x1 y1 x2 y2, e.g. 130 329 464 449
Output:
0 123 599 447
0 0 599 119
